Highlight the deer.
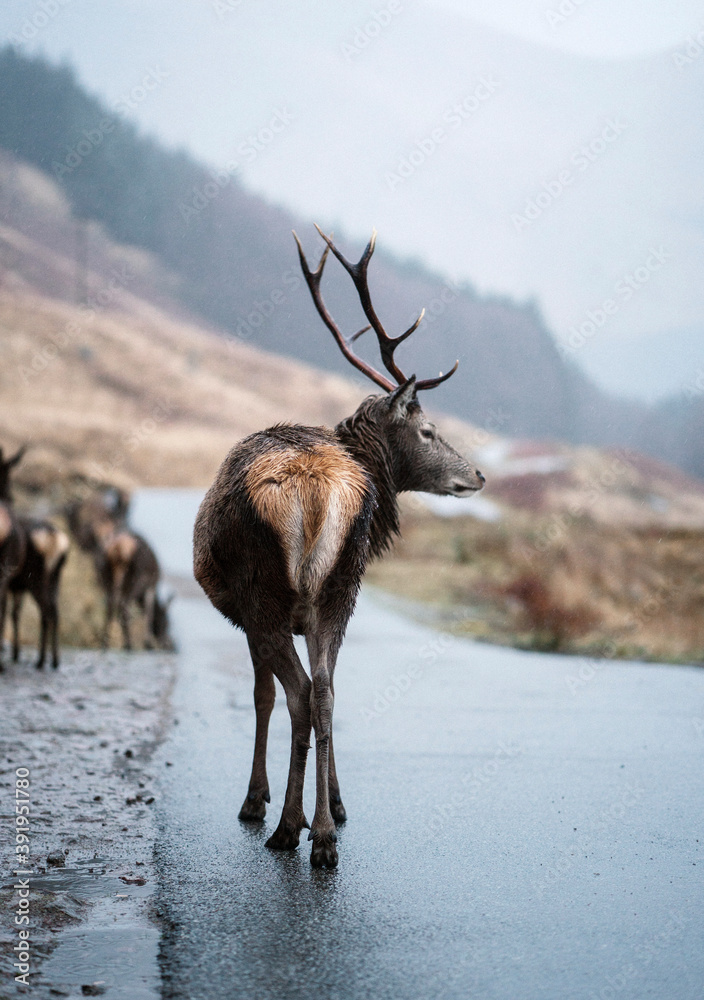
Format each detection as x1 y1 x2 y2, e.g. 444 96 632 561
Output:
194 227 484 867
0 445 71 670
0 447 27 670
66 493 174 652
10 518 70 670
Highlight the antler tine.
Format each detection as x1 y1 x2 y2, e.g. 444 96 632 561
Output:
415 359 460 392
314 225 411 385
292 231 395 392
314 227 459 392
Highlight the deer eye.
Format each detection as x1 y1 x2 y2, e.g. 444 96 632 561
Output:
420 428 434 440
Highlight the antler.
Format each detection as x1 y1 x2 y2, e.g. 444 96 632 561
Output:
293 226 459 393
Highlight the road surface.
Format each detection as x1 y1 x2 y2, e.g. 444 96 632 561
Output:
130 489 704 1000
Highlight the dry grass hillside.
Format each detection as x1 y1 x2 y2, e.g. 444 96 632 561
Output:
1 288 369 494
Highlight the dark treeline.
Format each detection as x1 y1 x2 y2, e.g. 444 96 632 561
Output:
1 46 701 479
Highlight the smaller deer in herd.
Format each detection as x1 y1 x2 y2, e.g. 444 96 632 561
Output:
67 492 174 652
0 446 70 670
194 227 484 867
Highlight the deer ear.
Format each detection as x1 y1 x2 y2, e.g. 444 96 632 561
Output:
387 376 418 418
8 446 26 468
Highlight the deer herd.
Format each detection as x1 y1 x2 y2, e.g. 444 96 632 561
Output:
0 448 173 672
3 227 482 868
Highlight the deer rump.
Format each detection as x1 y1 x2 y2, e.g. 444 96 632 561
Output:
194 427 375 636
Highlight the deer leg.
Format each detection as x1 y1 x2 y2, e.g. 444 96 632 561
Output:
238 661 276 822
49 596 60 670
328 725 347 825
0 584 8 669
101 590 115 650
11 592 22 663
118 596 132 651
35 595 48 670
143 587 157 649
245 630 312 852
306 629 340 868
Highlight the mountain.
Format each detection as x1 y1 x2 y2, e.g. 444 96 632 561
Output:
3 3 700 401
0 47 700 479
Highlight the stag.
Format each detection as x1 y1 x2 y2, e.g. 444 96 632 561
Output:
67 494 174 652
194 227 484 867
0 447 27 670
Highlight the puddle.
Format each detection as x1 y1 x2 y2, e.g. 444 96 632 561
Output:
1 858 149 901
39 907 160 999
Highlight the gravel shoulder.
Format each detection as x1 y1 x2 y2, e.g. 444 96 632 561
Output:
0 646 175 999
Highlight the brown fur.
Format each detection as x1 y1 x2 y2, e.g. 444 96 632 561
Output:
29 527 70 574
246 444 369 590
66 496 172 651
0 505 12 546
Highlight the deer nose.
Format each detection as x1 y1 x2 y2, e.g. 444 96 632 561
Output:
476 470 485 484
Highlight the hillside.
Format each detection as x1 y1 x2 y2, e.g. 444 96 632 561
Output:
1 46 679 467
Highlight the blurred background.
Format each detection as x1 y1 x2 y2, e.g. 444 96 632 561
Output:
1 0 703 662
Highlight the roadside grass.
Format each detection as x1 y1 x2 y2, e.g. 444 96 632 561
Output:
366 508 704 664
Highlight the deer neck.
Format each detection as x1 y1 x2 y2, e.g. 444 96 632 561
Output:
334 405 401 558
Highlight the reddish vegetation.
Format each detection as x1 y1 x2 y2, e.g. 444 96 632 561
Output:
502 573 601 652
486 470 574 511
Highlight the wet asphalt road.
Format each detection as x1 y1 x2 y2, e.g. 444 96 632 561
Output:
132 491 704 1000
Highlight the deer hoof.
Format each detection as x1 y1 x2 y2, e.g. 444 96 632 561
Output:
238 794 268 822
266 821 305 851
34 659 45 671
309 832 339 869
330 797 347 824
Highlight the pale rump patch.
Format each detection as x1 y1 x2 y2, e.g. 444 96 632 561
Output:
30 527 70 573
246 444 369 592
0 504 12 545
104 531 139 567
102 531 139 590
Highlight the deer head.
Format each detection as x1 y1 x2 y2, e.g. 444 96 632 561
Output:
294 227 484 496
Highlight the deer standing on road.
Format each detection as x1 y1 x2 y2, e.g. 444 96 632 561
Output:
0 446 71 670
194 227 484 867
67 494 174 652
0 447 27 670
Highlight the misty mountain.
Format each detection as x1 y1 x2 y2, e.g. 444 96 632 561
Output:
0 47 700 478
